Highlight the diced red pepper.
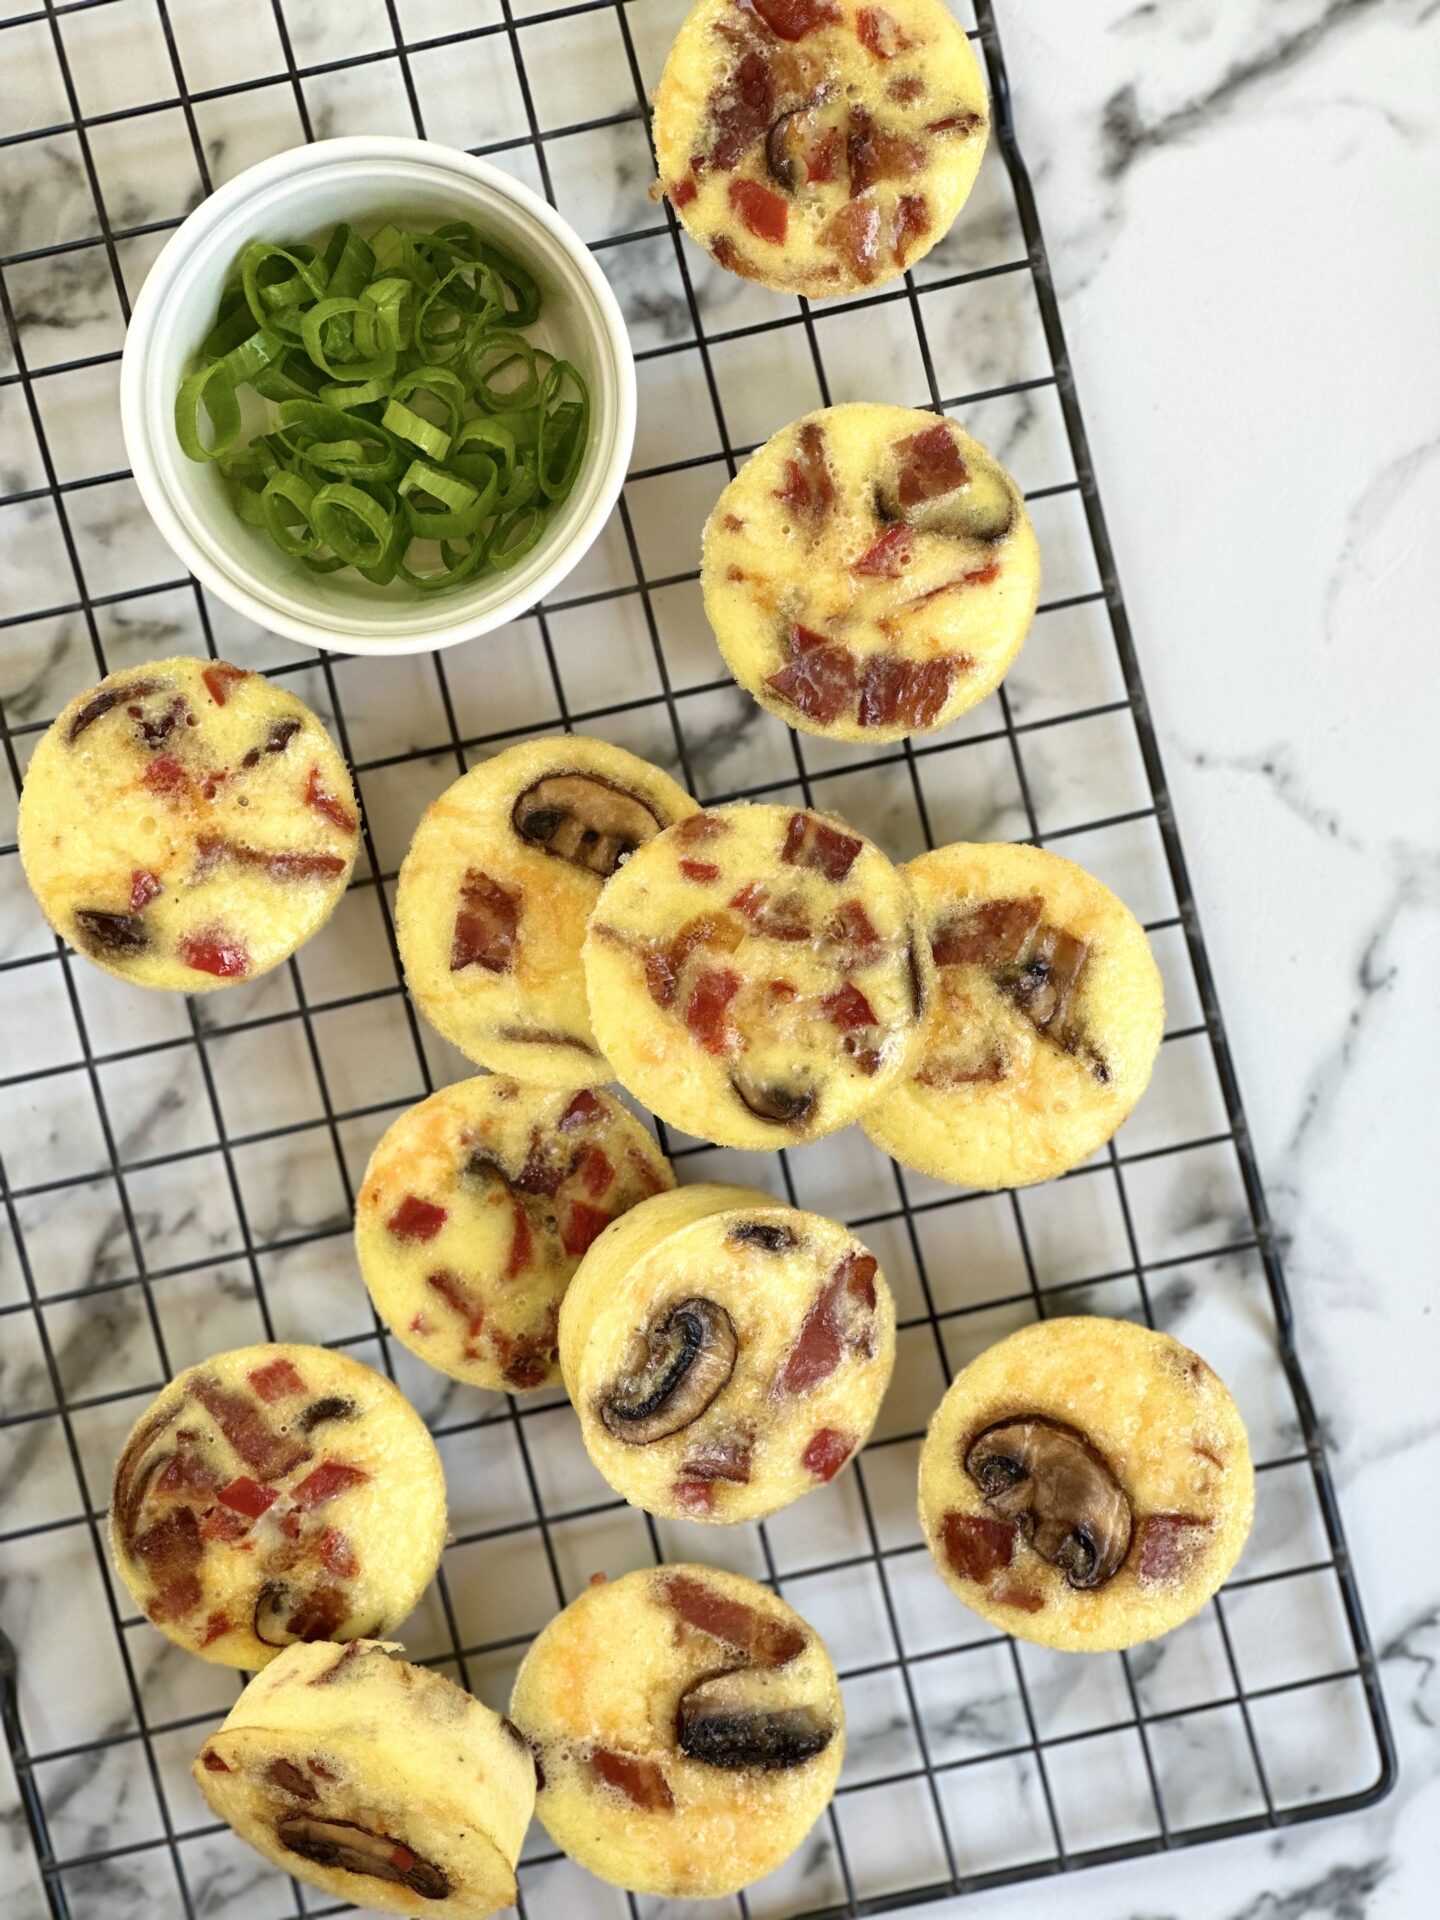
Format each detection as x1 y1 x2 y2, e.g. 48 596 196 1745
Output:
828 900 882 952
505 1204 535 1279
806 127 843 182
199 1609 232 1647
775 1251 878 1396
856 6 909 56
672 1479 718 1515
130 869 162 912
895 422 968 507
772 422 836 520
198 1505 251 1542
390 1845 418 1873
202 664 249 707
659 1572 805 1666
802 1427 856 1482
589 1748 675 1811
319 1527 359 1580
822 982 877 1032
683 966 742 1055
218 1475 276 1518
247 1357 308 1403
291 1460 369 1509
305 764 357 833
178 929 250 978
578 1147 615 1198
853 524 915 576
679 858 721 884
560 1088 607 1131
749 0 840 40
857 654 957 731
729 178 788 245
451 868 520 974
670 176 698 208
142 755 189 797
387 1194 448 1242
562 1201 614 1258
780 811 863 881
941 1510 1015 1583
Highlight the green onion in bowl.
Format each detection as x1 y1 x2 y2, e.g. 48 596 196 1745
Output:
175 220 590 592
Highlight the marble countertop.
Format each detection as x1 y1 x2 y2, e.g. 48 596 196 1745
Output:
1 0 1437 1917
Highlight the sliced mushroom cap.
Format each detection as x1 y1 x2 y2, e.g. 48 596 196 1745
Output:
730 1069 817 1127
74 909 148 957
512 773 663 877
600 1298 738 1445
277 1816 450 1900
729 1220 798 1253
964 1416 1131 1590
677 1667 834 1772
297 1395 357 1433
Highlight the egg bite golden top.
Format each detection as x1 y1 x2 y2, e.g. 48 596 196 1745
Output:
653 0 988 297
110 1345 446 1669
703 406 1040 742
17 656 358 990
356 1078 674 1394
863 841 1164 1188
919 1317 1254 1652
561 1184 895 1522
195 1639 535 1920
510 1564 844 1897
582 802 933 1149
396 736 697 1086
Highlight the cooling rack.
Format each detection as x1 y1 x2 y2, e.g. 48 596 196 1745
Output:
0 0 1395 1915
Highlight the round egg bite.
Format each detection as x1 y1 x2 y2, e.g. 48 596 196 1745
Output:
863 841 1164 1188
919 1317 1254 1652
582 802 933 1149
561 1184 895 1522
396 736 697 1086
195 1639 535 1920
18 656 358 990
356 1078 675 1394
703 405 1039 742
654 0 988 297
510 1564 843 1896
111 1346 446 1669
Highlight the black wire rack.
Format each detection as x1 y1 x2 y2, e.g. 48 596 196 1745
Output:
0 0 1396 1916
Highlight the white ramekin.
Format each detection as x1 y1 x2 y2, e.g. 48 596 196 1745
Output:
120 137 636 656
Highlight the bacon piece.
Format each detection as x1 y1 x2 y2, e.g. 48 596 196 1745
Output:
684 966 742 1055
679 858 721 884
191 1378 311 1480
680 1435 753 1483
802 1427 856 1482
670 176 698 208
847 108 925 196
676 814 730 844
774 1250 878 1395
153 1451 223 1499
891 193 930 264
941 1511 1015 1583
888 73 925 103
497 1328 556 1390
505 1205 535 1278
895 423 967 508
857 655 956 731
143 755 189 797
660 1572 805 1666
130 869 162 912
931 896 1043 967
201 1749 230 1772
806 126 843 182
198 1505 251 1542
856 5 910 56
132 1506 202 1585
905 563 998 606
202 664 249 706
916 1051 1007 1088
199 1610 232 1647
853 524 915 576
195 833 347 884
821 982 877 1032
728 880 812 941
319 1527 359 1580
781 811 863 881
388 1194 448 1242
766 641 858 726
589 1749 675 1811
285 1585 348 1642
450 868 520 974
291 1461 369 1510
827 900 882 953
926 110 984 135
150 1574 204 1621
427 1269 485 1339
178 929 250 978
1135 1514 1210 1584
672 1479 718 1515
305 765 356 834
561 1201 613 1258
218 1475 276 1518
645 951 679 1008
729 177 788 244
560 1089 607 1131
708 49 775 170
248 1357 307 1403
571 1147 612 1199
824 197 882 281
992 1581 1045 1613
749 0 840 38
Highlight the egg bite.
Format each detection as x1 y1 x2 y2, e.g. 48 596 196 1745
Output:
17 656 358 990
356 1078 675 1394
653 0 988 297
195 1639 535 1920
919 1317 1254 1652
110 1346 446 1668
583 802 933 1149
862 841 1164 1188
703 406 1040 742
510 1564 843 1896
396 737 697 1087
561 1184 895 1522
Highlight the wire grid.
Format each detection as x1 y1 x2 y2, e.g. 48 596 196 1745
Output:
0 0 1396 1916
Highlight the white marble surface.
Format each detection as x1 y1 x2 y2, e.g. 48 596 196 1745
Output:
1 0 1438 1917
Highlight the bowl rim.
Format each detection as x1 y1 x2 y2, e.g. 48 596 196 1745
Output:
119 135 637 658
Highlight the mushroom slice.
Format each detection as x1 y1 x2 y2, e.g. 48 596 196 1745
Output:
677 1668 833 1772
730 1069 817 1127
74 909 148 957
600 1299 738 1445
254 1581 348 1648
512 773 663 877
276 1816 450 1900
964 1416 1131 1590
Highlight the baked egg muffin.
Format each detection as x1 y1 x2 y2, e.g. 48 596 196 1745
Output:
111 1345 446 1668
195 1639 534 1919
654 0 989 296
18 656 358 990
356 1078 674 1394
919 1316 1254 1651
509 1564 844 1895
561 1184 895 1522
582 802 934 1148
396 736 697 1086
863 841 1164 1187
703 405 1040 741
